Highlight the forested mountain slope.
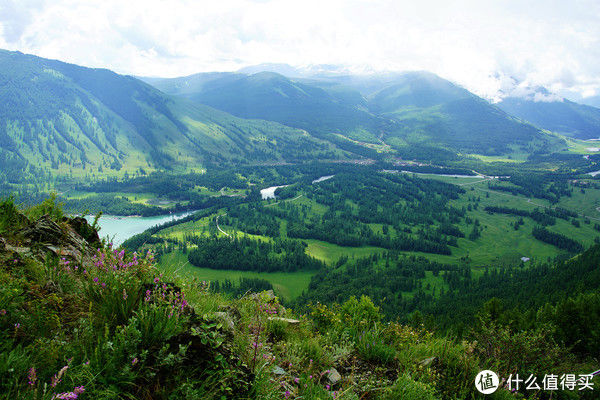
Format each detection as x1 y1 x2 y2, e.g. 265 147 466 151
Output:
363 72 564 156
148 68 566 158
498 95 600 139
146 71 389 142
0 50 340 185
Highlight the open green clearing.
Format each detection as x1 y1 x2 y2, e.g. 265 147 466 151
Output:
158 251 314 300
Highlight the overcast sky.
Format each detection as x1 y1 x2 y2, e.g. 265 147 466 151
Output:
1 0 599 101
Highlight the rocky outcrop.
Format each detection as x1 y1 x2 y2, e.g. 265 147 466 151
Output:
65 216 100 246
14 215 99 265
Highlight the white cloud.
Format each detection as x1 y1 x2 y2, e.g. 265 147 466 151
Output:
1 0 599 101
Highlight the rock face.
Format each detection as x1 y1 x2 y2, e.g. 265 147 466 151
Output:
272 366 286 376
65 216 100 246
18 215 98 264
418 356 439 367
325 368 342 385
213 311 236 332
267 317 300 325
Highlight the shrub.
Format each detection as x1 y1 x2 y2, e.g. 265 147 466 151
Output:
378 374 437 400
355 325 396 364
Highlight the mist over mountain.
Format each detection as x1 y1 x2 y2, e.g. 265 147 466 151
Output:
495 84 600 139
580 95 600 108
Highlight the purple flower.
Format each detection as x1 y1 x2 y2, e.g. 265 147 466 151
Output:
73 386 85 395
122 289 128 300
131 357 138 366
53 392 78 400
93 277 99 283
284 390 291 399
51 365 69 387
50 375 61 388
294 377 300 384
28 367 37 386
14 323 20 329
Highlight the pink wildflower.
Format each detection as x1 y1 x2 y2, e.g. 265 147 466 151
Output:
73 386 85 394
51 365 69 387
28 367 37 386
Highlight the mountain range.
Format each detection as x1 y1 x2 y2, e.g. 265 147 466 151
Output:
5 50 600 185
143 70 565 158
0 50 340 184
497 89 600 139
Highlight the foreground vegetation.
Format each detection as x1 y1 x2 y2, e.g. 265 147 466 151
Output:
2 198 599 399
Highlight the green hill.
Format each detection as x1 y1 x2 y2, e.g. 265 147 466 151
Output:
148 71 388 143
365 72 565 156
498 95 600 139
148 69 566 159
0 50 341 185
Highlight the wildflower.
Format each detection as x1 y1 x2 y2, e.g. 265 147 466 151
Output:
294 377 300 384
73 386 85 395
51 365 69 387
50 375 60 388
28 367 37 386
0 309 6 316
284 390 291 399
53 391 78 400
131 357 138 366
101 283 106 288
93 277 99 283
144 289 151 302
309 375 313 379
14 323 20 329
123 289 128 300
326 384 331 390
154 277 160 284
